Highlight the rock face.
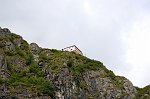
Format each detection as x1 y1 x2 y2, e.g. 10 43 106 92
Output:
0 27 149 99
48 69 137 99
0 27 11 38
136 85 150 99
30 43 40 54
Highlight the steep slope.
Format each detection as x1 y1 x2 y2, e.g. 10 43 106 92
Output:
136 85 150 99
0 27 149 99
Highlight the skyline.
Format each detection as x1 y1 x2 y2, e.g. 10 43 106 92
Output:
1 0 150 87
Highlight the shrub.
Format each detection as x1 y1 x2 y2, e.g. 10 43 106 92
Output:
25 52 33 65
67 59 73 67
8 64 55 98
9 33 21 42
29 64 40 74
16 46 33 65
8 73 22 84
20 40 29 50
51 49 58 53
5 50 15 56
106 70 116 79
0 77 4 84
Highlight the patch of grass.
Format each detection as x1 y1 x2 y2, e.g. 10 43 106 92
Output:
136 85 150 98
7 63 55 97
21 40 29 50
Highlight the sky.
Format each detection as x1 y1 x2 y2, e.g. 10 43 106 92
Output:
0 0 150 88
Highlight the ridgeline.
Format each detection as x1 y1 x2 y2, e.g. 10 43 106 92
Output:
0 27 150 99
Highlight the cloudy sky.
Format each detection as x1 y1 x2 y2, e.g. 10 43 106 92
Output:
1 0 150 87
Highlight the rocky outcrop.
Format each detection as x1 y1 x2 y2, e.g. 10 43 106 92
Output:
136 85 150 99
30 43 40 54
0 27 11 38
30 43 41 63
0 27 149 99
48 69 137 99
0 53 8 97
13 37 23 47
5 41 15 51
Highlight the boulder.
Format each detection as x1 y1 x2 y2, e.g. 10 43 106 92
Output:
30 43 40 54
2 28 11 33
5 41 15 51
0 27 11 38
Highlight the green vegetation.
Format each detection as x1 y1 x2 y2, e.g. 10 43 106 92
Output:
37 48 117 91
9 33 21 42
0 32 149 98
0 76 4 84
0 40 5 48
8 64 55 97
0 33 55 98
136 85 150 99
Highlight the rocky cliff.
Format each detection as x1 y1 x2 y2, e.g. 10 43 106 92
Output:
0 27 149 99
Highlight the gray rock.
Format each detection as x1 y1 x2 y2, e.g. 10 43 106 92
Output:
30 43 40 54
0 27 142 99
13 37 23 47
0 28 11 38
49 68 137 99
2 28 11 33
5 41 15 51
0 54 5 69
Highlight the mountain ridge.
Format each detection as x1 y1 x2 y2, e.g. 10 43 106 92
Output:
0 27 150 99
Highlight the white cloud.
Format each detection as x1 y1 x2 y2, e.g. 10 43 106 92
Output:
1 0 150 87
123 13 150 87
83 0 93 16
